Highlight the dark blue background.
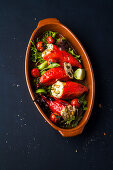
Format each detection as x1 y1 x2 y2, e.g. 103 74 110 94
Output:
0 0 113 170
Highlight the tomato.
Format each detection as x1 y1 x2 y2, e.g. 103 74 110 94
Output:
46 36 54 44
71 99 81 108
50 113 60 123
31 68 40 77
36 41 45 52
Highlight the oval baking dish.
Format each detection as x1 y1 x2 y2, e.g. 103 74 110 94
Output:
25 18 95 137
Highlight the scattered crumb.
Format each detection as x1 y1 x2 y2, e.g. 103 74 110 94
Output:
12 36 16 40
6 140 7 144
98 104 102 108
12 83 20 87
34 18 37 21
24 123 26 126
75 149 78 152
104 132 106 136
20 99 22 103
109 135 112 137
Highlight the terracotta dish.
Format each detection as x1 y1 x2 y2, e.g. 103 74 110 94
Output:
25 18 95 137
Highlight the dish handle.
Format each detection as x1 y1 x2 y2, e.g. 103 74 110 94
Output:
58 126 84 137
37 18 60 28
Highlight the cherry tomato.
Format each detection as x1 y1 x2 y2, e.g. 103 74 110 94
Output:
31 68 40 77
36 41 45 52
50 113 60 124
71 99 81 108
46 36 54 44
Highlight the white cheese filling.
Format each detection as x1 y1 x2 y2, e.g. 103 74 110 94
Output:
61 105 77 120
42 44 54 58
51 81 64 98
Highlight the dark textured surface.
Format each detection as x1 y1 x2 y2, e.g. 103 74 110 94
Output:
0 0 113 170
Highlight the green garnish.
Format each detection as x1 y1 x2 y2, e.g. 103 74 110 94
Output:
34 77 40 84
41 31 58 44
41 70 46 75
40 62 60 73
65 116 75 125
36 89 47 94
79 94 88 111
74 68 85 80
47 63 60 69
30 40 44 63
56 37 66 43
71 113 83 127
47 86 52 93
68 48 81 63
38 61 48 70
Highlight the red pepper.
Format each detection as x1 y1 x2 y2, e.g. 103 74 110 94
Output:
41 95 76 120
51 81 88 99
43 45 82 68
41 95 69 115
39 67 71 86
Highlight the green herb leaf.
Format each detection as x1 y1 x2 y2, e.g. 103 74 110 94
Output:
65 116 75 125
68 48 81 63
41 70 46 75
36 37 40 43
79 94 86 101
79 94 88 111
56 37 66 43
38 61 48 70
83 107 88 111
34 77 40 83
36 89 47 94
47 86 52 93
30 41 44 63
40 62 60 73
47 63 60 69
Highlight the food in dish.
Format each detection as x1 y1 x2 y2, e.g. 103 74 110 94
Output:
30 31 88 128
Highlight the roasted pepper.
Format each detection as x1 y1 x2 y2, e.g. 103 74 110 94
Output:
51 81 88 99
41 95 77 120
42 44 82 68
39 62 73 86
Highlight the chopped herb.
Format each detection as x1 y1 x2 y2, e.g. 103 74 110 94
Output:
47 86 52 93
56 37 66 43
36 37 40 43
65 116 75 125
30 40 44 63
79 94 88 111
83 107 88 111
68 48 81 63
34 77 40 83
